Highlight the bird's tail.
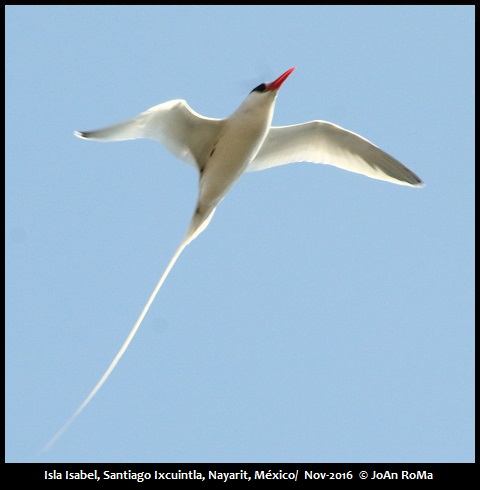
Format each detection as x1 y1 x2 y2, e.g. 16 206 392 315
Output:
42 206 216 453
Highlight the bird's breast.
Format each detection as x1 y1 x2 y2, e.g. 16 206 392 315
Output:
198 116 270 211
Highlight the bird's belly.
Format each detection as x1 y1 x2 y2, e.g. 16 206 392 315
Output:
198 128 266 210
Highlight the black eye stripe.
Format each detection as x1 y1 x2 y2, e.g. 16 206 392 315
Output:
250 83 267 94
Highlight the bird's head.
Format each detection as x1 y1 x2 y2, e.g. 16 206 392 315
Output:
232 67 296 122
249 67 296 96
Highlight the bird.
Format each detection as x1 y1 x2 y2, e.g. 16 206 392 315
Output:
43 67 423 451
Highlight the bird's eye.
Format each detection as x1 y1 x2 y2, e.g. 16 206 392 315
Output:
250 83 267 94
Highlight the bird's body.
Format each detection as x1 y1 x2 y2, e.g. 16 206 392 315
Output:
188 86 278 243
44 67 423 451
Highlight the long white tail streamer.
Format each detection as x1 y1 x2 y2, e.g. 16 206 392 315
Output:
43 201 216 452
42 238 190 453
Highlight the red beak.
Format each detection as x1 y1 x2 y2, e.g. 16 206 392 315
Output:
265 67 296 92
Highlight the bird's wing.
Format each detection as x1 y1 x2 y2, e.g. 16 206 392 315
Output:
247 121 423 187
75 99 224 171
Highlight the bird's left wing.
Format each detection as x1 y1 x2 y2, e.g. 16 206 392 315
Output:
247 121 423 187
75 99 225 172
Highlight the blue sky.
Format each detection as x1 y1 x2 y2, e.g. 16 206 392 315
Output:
6 6 474 463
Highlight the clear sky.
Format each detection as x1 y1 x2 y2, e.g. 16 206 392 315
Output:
6 6 474 463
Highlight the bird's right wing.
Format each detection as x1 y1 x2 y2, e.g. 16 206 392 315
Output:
75 99 225 171
248 121 423 187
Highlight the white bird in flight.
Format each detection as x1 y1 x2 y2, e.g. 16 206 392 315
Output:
44 67 423 451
